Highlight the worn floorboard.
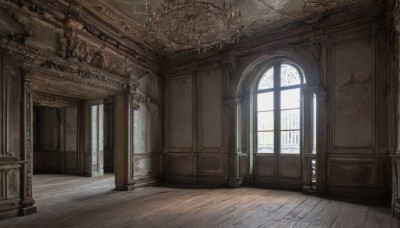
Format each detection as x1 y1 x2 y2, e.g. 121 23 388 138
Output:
0 174 398 228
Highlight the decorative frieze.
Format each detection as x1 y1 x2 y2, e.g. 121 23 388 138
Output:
39 59 128 91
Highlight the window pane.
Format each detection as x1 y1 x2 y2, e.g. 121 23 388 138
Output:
281 88 300 110
258 111 274 131
257 132 274 153
257 92 274 111
281 64 301 87
258 67 274 90
281 130 300 154
281 109 300 130
312 93 317 153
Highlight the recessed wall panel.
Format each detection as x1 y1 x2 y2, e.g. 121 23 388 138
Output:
165 155 194 175
333 38 373 147
198 156 226 175
6 169 19 198
255 156 275 177
329 160 376 186
170 76 193 149
200 69 223 149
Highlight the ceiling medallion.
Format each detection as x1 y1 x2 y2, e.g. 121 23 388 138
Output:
144 0 243 53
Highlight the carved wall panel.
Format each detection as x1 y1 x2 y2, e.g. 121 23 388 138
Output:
332 35 374 148
170 75 193 150
198 68 225 151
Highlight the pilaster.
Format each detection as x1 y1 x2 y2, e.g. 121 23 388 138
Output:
19 71 36 216
225 97 243 188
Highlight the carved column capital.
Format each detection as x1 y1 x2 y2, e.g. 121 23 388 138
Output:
128 93 156 111
23 71 33 82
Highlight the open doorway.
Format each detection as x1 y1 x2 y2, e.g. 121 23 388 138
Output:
32 97 115 178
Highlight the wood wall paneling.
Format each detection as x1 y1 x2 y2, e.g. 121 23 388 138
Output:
133 155 160 177
165 155 196 176
198 68 224 151
65 107 79 174
6 65 21 159
279 157 302 179
254 156 275 177
6 169 19 199
332 35 374 149
170 75 193 150
328 159 376 186
198 155 227 176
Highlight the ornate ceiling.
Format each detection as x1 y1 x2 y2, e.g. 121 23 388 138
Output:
99 0 367 53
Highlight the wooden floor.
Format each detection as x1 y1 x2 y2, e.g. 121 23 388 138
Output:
1 175 398 228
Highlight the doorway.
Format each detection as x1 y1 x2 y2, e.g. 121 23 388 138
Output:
33 106 80 175
33 98 115 177
252 61 304 189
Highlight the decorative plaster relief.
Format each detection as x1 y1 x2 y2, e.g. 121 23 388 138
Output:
129 93 156 111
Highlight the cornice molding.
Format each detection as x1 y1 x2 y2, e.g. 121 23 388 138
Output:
76 0 158 55
0 0 161 70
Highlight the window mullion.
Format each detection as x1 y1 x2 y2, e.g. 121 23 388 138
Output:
274 62 281 156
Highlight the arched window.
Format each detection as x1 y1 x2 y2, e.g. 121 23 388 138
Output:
256 62 304 155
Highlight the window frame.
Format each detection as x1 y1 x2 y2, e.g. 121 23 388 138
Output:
255 61 305 155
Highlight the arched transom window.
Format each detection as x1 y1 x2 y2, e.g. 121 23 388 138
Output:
256 62 305 154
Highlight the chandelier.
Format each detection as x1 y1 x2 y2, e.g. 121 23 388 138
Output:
144 0 242 53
